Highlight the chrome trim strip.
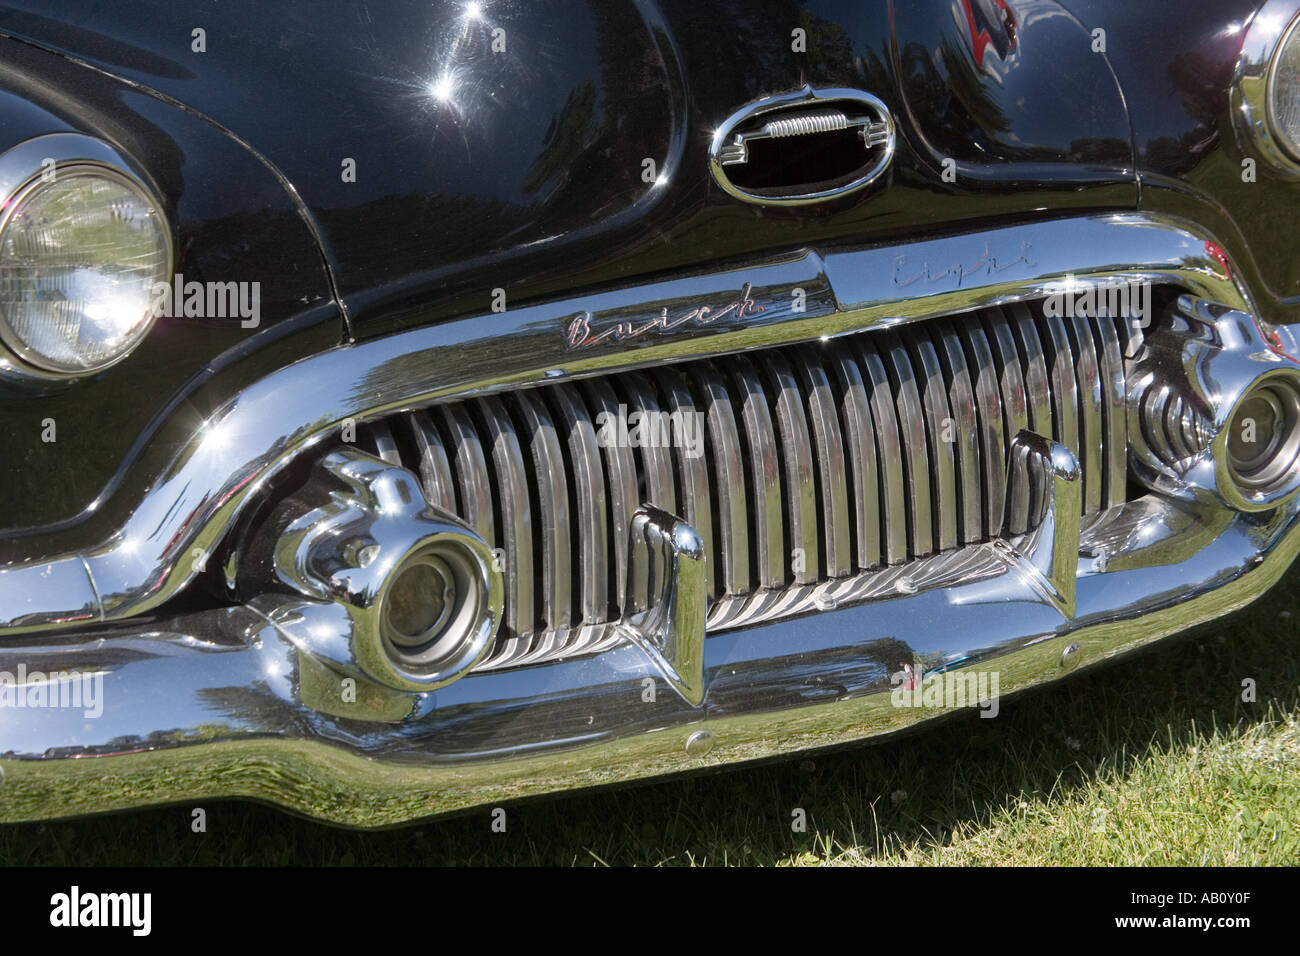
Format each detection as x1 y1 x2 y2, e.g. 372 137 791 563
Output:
0 213 1258 634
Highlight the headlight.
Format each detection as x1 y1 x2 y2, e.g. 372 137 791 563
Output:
0 138 171 378
1235 1 1300 175
1269 14 1300 159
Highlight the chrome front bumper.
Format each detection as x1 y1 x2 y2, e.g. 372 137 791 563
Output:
3 212 1300 826
0 491 1295 826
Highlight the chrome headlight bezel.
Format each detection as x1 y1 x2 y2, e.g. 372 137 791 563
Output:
1234 0 1300 176
0 133 173 383
1266 12 1300 163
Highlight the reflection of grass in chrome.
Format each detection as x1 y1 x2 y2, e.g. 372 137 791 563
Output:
2 557 1299 865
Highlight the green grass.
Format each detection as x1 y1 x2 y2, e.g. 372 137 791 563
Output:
3 567 1299 866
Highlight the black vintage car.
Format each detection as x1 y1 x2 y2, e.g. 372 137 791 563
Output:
0 0 1298 826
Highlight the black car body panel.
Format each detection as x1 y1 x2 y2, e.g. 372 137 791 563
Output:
0 0 1135 329
0 0 1150 534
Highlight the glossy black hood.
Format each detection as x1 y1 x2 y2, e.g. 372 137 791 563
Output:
0 0 1136 337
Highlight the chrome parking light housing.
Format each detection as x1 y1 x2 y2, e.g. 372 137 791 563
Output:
1127 296 1300 512
230 449 504 692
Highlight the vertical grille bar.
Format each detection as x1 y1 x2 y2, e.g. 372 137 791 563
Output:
408 410 457 514
549 383 610 624
881 333 934 559
1066 313 1105 513
910 332 958 552
1038 310 1082 503
761 352 821 584
795 348 853 577
619 373 677 515
699 363 750 595
831 346 883 570
930 319 983 545
438 404 496 547
477 396 534 655
1010 303 1054 440
961 319 1007 539
658 369 717 599
1009 303 1053 525
855 339 910 565
730 357 787 589
582 378 638 613
512 394 571 656
367 419 402 465
1092 316 1129 508
984 308 1030 534
1166 395 1192 460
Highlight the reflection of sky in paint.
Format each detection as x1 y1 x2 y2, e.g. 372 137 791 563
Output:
48 0 607 211
313 0 606 208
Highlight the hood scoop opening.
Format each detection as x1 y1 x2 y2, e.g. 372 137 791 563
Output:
709 87 895 206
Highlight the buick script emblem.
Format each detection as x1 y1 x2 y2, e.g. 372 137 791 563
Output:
565 284 766 350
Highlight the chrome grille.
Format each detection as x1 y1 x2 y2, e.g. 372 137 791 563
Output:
360 301 1132 668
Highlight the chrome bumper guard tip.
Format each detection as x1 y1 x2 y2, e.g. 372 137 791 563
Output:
1000 431 1082 620
621 506 708 707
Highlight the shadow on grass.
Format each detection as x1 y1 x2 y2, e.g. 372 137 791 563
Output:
3 562 1299 866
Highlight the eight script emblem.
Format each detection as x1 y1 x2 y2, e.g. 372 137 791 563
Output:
565 283 766 349
891 242 1035 289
